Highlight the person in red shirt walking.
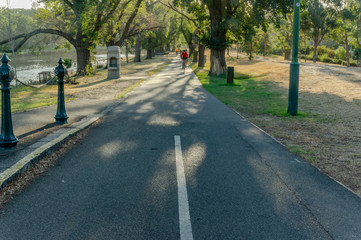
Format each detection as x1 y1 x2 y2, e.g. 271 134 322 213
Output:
180 49 188 69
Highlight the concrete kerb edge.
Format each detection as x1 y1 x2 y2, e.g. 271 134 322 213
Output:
0 115 101 190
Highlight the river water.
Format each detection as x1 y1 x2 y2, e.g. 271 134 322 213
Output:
5 48 114 85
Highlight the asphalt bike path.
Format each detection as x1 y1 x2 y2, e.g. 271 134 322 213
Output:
0 59 361 239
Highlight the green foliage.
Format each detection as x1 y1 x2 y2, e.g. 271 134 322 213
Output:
353 48 361 61
327 49 336 58
300 45 313 55
319 54 332 63
0 8 49 52
316 46 328 55
335 46 346 59
64 58 72 68
349 61 358 67
307 53 319 61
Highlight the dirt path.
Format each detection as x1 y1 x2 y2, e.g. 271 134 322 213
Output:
231 54 361 196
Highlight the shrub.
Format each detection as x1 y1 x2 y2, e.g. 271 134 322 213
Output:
300 46 313 55
320 54 333 63
350 62 358 67
307 53 319 61
327 49 336 58
317 46 328 55
352 48 361 61
335 46 346 59
64 59 73 68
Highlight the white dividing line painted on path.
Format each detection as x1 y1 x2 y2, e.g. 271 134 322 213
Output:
174 136 194 240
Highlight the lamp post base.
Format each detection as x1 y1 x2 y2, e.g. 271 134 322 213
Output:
54 116 69 124
0 137 18 148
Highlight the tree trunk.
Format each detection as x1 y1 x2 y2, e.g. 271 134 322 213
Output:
284 31 291 60
125 42 129 63
248 38 253 60
76 47 91 75
304 34 307 63
210 48 226 75
189 45 195 59
146 49 152 59
237 43 239 59
198 44 205 68
208 30 227 75
134 36 141 62
262 32 268 56
313 33 320 63
284 48 291 61
207 3 227 75
193 50 198 63
312 43 318 63
166 43 170 51
345 31 350 67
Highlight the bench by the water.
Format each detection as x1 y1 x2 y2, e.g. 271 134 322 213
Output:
38 71 52 82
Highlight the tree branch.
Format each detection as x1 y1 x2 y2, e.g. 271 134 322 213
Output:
0 29 76 52
118 0 144 42
95 0 123 30
62 0 74 9
113 26 165 46
159 1 200 28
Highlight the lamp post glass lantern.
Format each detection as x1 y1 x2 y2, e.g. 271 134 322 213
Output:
0 53 18 147
288 0 301 116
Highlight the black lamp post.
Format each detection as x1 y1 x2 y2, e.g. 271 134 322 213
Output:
0 54 18 148
54 58 68 123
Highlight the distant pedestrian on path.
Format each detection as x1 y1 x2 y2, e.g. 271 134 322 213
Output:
175 49 179 55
